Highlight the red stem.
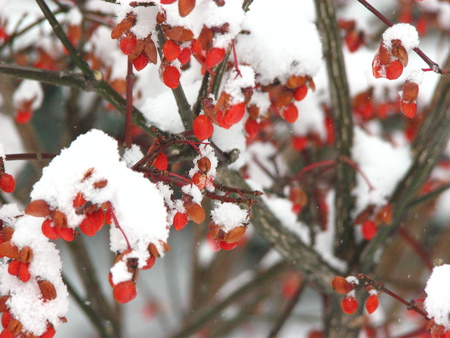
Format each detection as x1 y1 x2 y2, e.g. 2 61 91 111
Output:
125 58 134 148
107 202 132 250
397 227 433 271
357 273 429 320
231 39 241 78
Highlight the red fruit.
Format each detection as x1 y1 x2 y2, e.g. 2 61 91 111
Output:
178 48 191 65
362 220 377 241
15 110 33 124
0 329 13 338
57 227 75 242
341 296 358 314
162 65 180 89
385 60 403 80
178 0 196 17
193 115 214 140
206 233 221 252
192 172 207 190
40 325 56 338
292 136 308 151
190 39 203 55
0 174 15 193
371 55 384 79
345 30 364 52
400 101 416 119
173 212 188 231
80 209 105 236
42 219 59 240
120 33 137 55
73 192 86 208
224 102 246 126
184 201 205 224
294 85 308 101
365 294 379 314
1 311 11 329
331 276 354 294
133 53 149 71
219 240 238 250
153 152 168 171
113 280 137 304
18 262 31 282
142 255 156 270
163 40 181 62
244 118 258 139
7 260 20 276
205 48 225 68
282 103 299 123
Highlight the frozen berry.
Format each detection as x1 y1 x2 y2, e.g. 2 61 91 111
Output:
0 174 15 193
193 115 213 140
341 296 358 314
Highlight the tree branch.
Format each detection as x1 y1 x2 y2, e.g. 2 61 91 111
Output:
314 0 356 261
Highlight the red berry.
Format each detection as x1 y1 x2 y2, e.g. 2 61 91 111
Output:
80 209 105 236
1 311 11 329
113 280 137 304
40 325 56 338
282 103 299 123
345 30 364 53
292 136 308 151
73 192 86 208
190 39 203 55
142 255 156 270
120 33 137 55
162 65 180 89
18 262 31 282
42 219 59 240
173 212 188 231
178 48 191 65
331 276 354 295
7 260 20 276
178 0 196 17
294 85 308 101
133 53 149 71
219 240 238 251
15 109 33 124
341 296 358 314
163 40 181 62
244 118 258 139
400 101 416 119
193 115 214 140
224 102 246 126
0 329 13 338
57 227 75 242
365 294 379 314
385 59 403 80
153 152 168 171
192 172 207 190
0 174 16 193
362 220 377 240
184 201 205 224
205 47 225 68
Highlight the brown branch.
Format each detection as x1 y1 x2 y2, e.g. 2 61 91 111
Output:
314 0 356 261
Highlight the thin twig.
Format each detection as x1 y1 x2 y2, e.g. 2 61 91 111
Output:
125 59 134 148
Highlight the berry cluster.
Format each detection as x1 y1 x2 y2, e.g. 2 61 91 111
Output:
331 276 379 315
111 13 158 71
0 215 68 338
354 203 392 241
372 38 409 80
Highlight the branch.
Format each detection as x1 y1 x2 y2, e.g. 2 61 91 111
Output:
313 0 356 261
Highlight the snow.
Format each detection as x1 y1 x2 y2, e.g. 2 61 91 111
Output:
352 127 412 214
382 23 420 50
236 0 322 85
30 129 169 261
13 80 44 111
222 66 256 105
425 264 450 330
210 202 247 233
